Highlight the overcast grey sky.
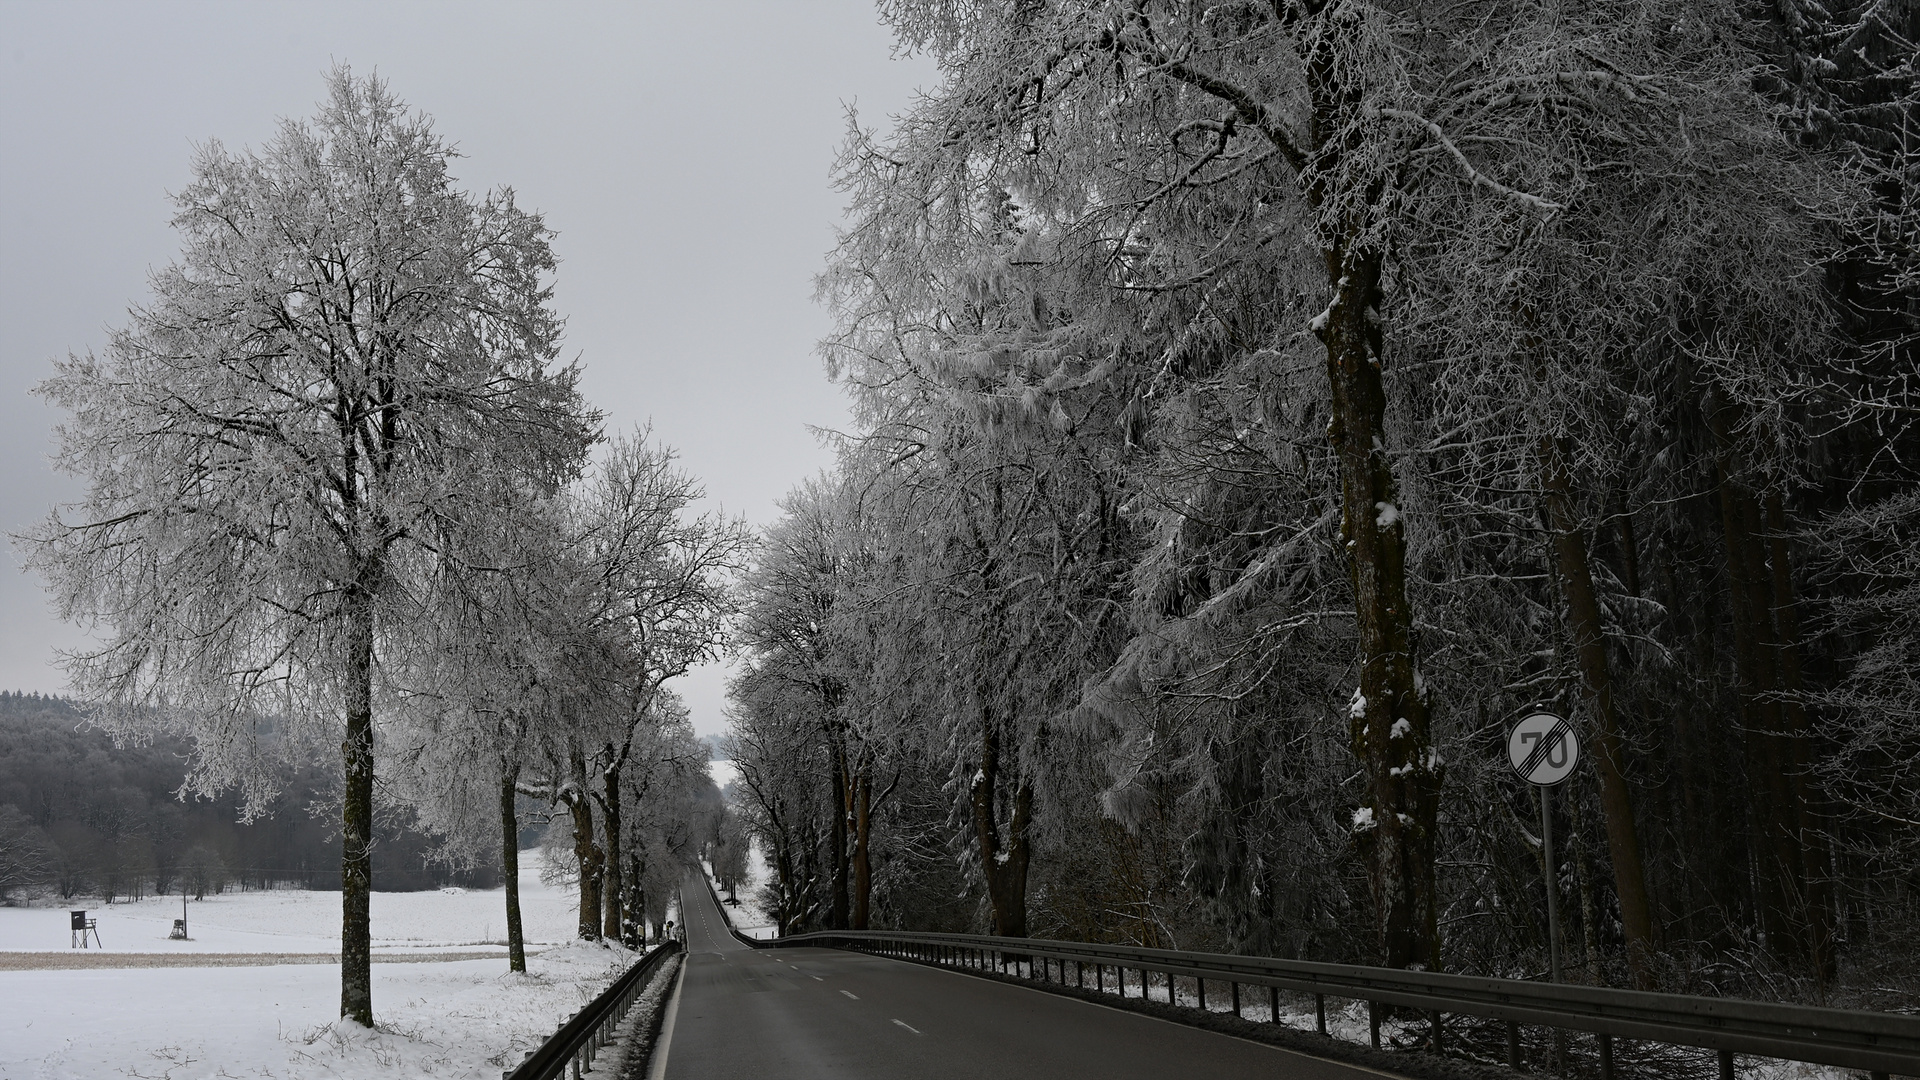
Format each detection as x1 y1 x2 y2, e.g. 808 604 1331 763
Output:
0 2 935 736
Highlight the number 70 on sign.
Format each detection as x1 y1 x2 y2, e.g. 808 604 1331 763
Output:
1507 712 1581 787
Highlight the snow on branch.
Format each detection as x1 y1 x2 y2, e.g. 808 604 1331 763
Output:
1375 107 1563 216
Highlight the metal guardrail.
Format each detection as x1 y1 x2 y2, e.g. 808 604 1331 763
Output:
750 925 1918 1079
502 935 681 1080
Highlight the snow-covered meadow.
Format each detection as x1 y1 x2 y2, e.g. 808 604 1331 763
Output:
708 846 777 941
701 762 776 942
0 852 634 1079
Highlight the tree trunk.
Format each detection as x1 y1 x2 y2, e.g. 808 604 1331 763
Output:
1711 456 1808 965
564 766 603 941
1610 491 1641 597
623 851 644 947
1541 438 1659 987
828 736 850 930
1318 243 1439 971
969 716 1031 937
500 758 526 973
1567 790 1603 980
600 760 623 941
1765 492 1835 983
776 842 799 935
851 772 873 930
340 596 376 1026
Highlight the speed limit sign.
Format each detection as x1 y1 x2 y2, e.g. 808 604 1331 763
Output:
1507 712 1580 787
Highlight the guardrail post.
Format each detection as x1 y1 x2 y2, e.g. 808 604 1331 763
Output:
1430 1010 1443 1053
1506 1020 1520 1069
1599 1033 1613 1080
1717 1050 1734 1080
1231 980 1240 1017
1197 976 1205 1010
1369 1001 1381 1050
1314 992 1325 1034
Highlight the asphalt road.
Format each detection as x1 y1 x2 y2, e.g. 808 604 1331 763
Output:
656 875 1396 1080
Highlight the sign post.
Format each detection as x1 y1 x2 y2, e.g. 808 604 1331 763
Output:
1507 712 1580 985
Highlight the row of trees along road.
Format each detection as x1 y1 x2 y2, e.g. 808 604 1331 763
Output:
25 70 743 1028
726 0 1920 1007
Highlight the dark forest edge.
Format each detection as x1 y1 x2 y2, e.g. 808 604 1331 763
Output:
721 0 1920 1024
0 691 671 901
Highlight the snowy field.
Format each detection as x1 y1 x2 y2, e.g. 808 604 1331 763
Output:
704 826 777 941
0 871 578 957
0 852 638 1079
705 757 776 939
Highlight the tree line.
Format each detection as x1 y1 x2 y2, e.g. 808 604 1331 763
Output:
725 0 1919 1007
25 70 739 1027
0 692 504 904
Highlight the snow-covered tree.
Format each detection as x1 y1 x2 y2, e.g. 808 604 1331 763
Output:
25 69 593 1025
571 431 747 940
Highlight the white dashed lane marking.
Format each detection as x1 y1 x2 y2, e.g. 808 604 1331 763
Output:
892 1019 922 1035
841 990 859 999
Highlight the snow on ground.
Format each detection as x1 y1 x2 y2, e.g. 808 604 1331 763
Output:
706 838 776 940
0 851 631 1079
3 942 634 1080
0 875 579 956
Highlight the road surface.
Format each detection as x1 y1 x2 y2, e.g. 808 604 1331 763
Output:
657 875 1394 1079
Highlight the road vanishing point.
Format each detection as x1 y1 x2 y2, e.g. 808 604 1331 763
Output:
655 875 1395 1079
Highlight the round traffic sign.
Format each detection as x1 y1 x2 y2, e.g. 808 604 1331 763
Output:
1507 712 1580 786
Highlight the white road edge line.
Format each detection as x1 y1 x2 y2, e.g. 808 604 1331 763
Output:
646 955 690 1080
891 1019 922 1035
